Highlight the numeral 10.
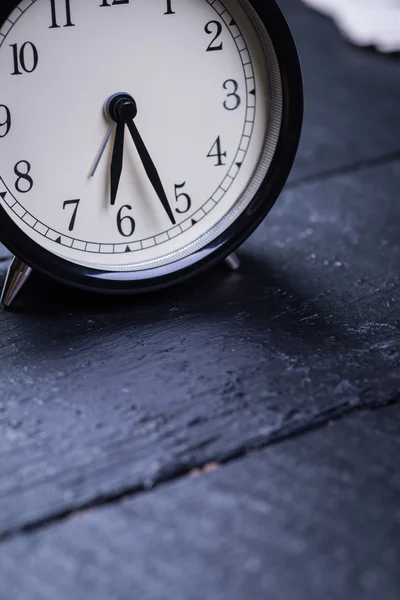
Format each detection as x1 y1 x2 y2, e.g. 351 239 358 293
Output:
10 42 38 76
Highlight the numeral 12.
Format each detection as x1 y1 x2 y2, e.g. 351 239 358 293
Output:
99 0 130 7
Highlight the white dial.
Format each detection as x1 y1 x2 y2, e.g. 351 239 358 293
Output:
0 0 282 271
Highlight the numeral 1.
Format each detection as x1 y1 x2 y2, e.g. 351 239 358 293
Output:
49 0 75 28
165 0 175 14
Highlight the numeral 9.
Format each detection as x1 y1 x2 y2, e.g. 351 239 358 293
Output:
0 105 11 138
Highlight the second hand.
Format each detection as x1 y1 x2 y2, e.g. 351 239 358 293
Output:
90 123 115 178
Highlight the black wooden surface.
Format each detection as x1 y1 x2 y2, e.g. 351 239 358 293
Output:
0 1 399 598
1 406 400 600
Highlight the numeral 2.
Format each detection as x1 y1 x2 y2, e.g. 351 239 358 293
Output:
205 21 223 51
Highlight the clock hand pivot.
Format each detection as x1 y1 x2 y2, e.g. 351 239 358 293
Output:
106 93 138 123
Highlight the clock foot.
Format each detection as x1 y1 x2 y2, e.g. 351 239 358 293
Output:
1 256 32 309
224 252 241 272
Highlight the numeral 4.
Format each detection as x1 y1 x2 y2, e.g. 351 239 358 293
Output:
207 137 227 166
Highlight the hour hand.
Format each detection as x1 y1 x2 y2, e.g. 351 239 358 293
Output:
110 120 125 206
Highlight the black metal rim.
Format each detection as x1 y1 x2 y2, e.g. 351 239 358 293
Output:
0 0 303 294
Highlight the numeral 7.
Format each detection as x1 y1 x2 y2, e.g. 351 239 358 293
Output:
63 199 80 231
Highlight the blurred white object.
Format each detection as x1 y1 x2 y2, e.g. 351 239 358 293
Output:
301 0 400 52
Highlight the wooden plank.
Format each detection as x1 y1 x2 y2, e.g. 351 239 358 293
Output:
1 406 400 600
279 0 400 181
0 154 398 537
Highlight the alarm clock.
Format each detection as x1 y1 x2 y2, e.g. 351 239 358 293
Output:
0 0 303 308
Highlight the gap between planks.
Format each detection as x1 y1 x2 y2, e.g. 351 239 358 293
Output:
288 149 400 190
0 389 398 546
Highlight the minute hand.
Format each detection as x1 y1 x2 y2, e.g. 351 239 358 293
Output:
126 119 176 226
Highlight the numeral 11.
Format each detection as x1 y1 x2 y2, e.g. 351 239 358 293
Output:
49 0 75 28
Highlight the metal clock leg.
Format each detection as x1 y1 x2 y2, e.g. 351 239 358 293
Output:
1 256 32 309
224 252 241 271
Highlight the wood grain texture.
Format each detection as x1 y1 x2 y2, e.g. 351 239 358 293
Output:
0 157 398 537
0 2 399 596
279 0 400 182
1 406 400 600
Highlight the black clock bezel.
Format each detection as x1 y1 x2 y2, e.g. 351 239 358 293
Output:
0 0 303 295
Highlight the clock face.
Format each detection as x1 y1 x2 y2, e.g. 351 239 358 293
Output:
0 0 285 273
